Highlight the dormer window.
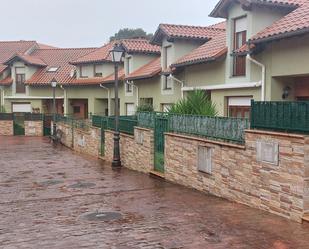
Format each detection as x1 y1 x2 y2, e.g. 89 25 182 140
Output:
80 66 88 78
47 67 59 72
233 16 247 76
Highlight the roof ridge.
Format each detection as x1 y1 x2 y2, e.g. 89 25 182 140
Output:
160 23 222 30
37 47 97 51
0 40 36 43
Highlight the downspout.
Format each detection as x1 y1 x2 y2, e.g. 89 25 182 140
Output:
60 85 67 115
100 84 111 116
247 54 266 101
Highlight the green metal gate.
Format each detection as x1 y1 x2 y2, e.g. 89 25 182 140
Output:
154 115 169 173
43 114 52 136
13 113 25 136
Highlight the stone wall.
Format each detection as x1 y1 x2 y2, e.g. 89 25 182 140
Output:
165 130 309 223
104 127 154 173
24 121 43 136
55 122 101 158
0 120 13 136
73 127 101 158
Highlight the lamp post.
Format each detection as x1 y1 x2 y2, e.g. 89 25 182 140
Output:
51 78 57 137
110 43 125 168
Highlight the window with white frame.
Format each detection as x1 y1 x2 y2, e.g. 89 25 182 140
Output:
125 82 133 93
126 57 132 75
163 45 172 69
47 67 59 72
94 64 103 77
126 103 135 116
80 66 88 78
163 75 172 90
161 103 172 112
197 146 212 174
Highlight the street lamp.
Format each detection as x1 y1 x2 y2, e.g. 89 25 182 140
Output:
51 78 57 137
110 43 125 168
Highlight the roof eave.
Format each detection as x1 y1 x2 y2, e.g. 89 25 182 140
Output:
250 27 309 45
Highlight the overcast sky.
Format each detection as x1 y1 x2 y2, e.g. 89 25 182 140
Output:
1 0 222 48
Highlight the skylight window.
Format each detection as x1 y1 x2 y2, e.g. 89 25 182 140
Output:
47 67 59 72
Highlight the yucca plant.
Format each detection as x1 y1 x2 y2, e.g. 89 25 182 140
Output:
168 90 218 116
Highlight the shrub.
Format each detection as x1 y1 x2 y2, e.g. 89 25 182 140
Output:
168 90 217 116
137 104 154 112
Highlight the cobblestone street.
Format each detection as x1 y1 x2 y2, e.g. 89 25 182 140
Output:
0 136 309 249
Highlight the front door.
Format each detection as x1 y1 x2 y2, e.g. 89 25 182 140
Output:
13 113 25 136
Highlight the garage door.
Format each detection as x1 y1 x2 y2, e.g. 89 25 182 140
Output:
12 103 32 113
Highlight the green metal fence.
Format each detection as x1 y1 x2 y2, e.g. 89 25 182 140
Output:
169 114 249 144
137 112 249 144
251 100 309 133
0 113 13 120
24 113 44 121
92 115 137 135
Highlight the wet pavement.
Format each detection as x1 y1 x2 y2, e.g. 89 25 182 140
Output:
0 136 309 249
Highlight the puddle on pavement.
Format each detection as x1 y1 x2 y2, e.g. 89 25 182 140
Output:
68 182 96 189
80 211 123 222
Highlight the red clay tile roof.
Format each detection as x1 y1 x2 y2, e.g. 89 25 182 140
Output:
25 48 97 86
71 42 115 65
4 53 47 67
233 43 256 55
172 31 227 67
69 77 106 86
210 0 302 18
0 64 7 74
151 22 226 45
121 39 160 54
125 58 161 81
0 41 37 63
101 69 125 84
0 76 13 86
250 1 309 43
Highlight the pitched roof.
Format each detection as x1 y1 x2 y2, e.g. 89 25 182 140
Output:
121 39 160 54
69 77 106 86
210 0 302 18
25 48 97 86
250 1 309 43
172 31 227 67
71 42 115 65
0 76 13 86
101 69 125 84
4 53 47 67
0 41 37 63
125 58 161 81
0 64 7 74
151 22 226 45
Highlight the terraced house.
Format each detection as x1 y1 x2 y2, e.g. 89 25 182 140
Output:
1 0 309 118
166 0 309 117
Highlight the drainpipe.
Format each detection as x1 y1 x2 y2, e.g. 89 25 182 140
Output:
168 74 184 99
100 84 111 116
0 87 4 110
247 54 266 101
126 81 139 107
60 85 68 115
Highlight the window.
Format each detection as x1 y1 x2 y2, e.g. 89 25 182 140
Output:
228 96 252 118
80 66 88 78
126 57 132 75
47 67 59 72
163 76 172 90
163 46 171 69
140 98 153 106
126 82 133 93
73 106 81 114
161 103 172 112
197 146 212 174
233 16 247 76
94 65 103 77
15 67 26 94
126 103 135 116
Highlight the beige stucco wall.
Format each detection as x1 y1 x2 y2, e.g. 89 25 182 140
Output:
77 63 114 78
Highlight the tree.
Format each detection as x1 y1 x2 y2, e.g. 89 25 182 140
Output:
109 28 153 41
168 90 218 116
